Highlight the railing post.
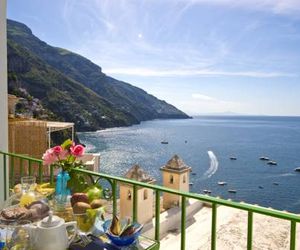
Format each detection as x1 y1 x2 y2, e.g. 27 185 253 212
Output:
28 160 32 176
155 190 161 241
247 211 253 250
10 156 14 187
50 165 54 185
3 154 7 200
211 203 217 250
290 221 296 250
181 196 186 250
20 158 24 177
38 162 43 183
133 185 138 222
112 180 117 217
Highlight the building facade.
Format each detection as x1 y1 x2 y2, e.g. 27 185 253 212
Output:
120 165 155 224
161 155 191 209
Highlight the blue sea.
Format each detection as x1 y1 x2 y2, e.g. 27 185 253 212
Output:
78 116 300 213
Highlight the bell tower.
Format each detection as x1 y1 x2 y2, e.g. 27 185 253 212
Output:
160 155 191 209
120 165 155 224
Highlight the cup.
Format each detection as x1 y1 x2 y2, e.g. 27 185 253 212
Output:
73 212 97 234
21 176 36 192
6 220 32 250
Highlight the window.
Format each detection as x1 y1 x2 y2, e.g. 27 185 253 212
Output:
144 189 148 200
183 175 186 183
127 190 132 200
170 175 174 184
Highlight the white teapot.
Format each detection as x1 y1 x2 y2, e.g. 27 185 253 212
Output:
31 211 77 250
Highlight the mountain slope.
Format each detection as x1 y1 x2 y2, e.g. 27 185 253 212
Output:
7 19 190 131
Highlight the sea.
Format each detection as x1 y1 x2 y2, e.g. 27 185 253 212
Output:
78 116 300 213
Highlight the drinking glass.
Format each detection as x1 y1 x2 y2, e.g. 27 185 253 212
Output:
20 176 37 207
6 220 32 250
20 176 36 193
73 212 96 234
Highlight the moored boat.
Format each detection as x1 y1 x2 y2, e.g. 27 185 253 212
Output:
260 156 270 161
218 181 227 186
203 190 212 194
228 189 237 193
267 161 277 165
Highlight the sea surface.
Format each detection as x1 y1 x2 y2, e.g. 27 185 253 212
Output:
78 116 300 213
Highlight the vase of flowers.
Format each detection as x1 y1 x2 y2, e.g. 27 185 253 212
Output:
42 139 88 203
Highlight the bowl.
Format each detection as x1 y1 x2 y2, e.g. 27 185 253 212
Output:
73 211 97 233
103 219 143 246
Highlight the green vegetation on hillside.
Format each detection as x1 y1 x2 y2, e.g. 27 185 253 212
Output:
7 19 190 131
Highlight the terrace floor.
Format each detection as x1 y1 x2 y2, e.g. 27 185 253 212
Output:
160 205 300 250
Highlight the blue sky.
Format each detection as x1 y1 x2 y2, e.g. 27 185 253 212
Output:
7 0 300 116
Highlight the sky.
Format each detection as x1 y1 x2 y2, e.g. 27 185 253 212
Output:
7 0 300 116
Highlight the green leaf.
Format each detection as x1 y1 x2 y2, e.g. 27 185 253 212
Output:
61 139 73 150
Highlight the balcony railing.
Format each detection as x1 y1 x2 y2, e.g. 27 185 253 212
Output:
1 151 299 250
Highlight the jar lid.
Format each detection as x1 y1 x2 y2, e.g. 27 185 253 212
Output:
40 211 63 228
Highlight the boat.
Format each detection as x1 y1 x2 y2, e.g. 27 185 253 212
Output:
258 186 264 189
267 161 277 165
218 181 227 186
294 167 300 172
191 173 197 176
161 141 168 144
230 157 237 160
228 189 237 193
273 182 279 186
260 156 270 161
203 190 212 194
189 182 193 186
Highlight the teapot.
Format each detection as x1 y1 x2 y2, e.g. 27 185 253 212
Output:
31 211 77 250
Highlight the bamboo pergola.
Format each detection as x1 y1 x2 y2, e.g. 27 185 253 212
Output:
8 119 74 177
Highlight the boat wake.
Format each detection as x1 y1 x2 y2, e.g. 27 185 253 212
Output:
204 151 219 178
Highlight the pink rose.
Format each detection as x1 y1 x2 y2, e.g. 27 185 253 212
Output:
52 146 63 155
70 144 85 157
42 149 58 165
59 149 69 160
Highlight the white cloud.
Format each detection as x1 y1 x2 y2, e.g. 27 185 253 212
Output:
192 94 219 102
104 67 295 78
175 0 300 15
177 94 241 115
191 93 238 105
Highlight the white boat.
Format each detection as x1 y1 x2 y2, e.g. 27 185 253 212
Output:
189 182 193 186
228 189 237 193
267 161 277 165
218 181 227 186
294 167 300 172
260 156 270 161
203 190 212 194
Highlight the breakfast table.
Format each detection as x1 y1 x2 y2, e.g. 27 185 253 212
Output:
69 234 159 250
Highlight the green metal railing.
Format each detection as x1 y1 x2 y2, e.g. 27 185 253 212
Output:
1 152 46 200
1 151 299 250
